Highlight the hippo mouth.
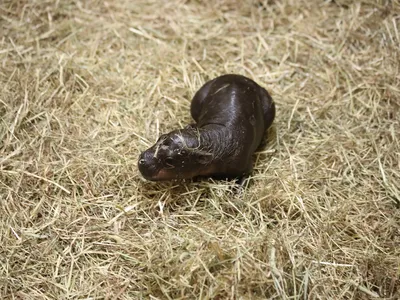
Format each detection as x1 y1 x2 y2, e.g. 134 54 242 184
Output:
151 169 178 181
138 158 177 181
139 166 179 181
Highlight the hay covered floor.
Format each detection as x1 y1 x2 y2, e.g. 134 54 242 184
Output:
1 0 399 298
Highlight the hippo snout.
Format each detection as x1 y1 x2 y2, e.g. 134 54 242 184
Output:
138 150 162 180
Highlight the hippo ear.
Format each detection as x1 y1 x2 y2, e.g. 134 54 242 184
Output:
183 135 200 149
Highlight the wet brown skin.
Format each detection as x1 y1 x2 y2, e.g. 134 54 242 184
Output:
138 74 275 181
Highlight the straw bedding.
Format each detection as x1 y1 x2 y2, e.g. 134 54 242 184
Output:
1 0 399 298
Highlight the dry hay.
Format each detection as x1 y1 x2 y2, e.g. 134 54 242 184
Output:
1 0 399 299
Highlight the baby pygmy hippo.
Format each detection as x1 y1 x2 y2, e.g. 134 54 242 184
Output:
138 74 275 181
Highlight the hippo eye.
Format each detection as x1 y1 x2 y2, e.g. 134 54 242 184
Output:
165 157 174 165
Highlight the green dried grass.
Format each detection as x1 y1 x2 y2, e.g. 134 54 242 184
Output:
1 0 399 299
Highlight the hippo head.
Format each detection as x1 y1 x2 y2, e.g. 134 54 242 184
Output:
138 128 213 181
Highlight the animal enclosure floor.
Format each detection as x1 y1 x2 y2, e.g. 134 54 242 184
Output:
1 0 399 298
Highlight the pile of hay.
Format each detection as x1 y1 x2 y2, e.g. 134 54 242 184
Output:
1 0 399 298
